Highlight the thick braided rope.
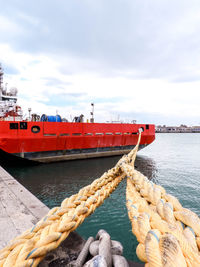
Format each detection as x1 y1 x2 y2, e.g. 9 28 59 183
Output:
0 133 142 267
0 172 124 267
124 164 200 266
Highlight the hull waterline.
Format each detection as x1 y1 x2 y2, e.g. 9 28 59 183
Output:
0 122 155 164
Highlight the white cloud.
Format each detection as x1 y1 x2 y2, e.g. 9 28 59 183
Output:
1 1 200 125
16 12 40 27
0 15 23 34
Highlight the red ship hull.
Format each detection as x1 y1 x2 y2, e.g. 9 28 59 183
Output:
0 121 155 163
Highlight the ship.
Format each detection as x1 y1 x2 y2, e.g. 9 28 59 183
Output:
0 64 155 163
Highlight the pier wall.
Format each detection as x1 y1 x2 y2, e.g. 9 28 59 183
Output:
0 166 49 249
0 166 85 266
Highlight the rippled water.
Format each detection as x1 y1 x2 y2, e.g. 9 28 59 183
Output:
5 133 200 262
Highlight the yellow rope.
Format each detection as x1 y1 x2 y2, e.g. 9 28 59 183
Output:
125 168 200 266
2 129 200 267
0 133 141 267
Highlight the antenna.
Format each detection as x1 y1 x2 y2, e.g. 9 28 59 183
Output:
28 108 31 121
56 110 58 122
90 103 94 123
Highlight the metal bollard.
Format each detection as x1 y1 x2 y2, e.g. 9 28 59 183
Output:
72 237 94 267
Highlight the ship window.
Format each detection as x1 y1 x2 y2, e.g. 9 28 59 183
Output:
115 132 121 135
95 133 103 135
72 133 82 136
146 124 149 130
10 123 18 129
105 132 113 135
132 132 137 135
20 122 27 130
31 126 40 133
84 133 93 136
124 132 130 135
60 133 70 136
44 133 56 136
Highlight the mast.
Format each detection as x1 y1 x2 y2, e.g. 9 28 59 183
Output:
90 103 94 123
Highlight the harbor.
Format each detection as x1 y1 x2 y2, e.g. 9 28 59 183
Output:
2 0 200 265
0 63 154 266
1 133 200 266
0 143 146 266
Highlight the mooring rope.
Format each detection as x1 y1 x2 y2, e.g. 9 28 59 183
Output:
125 168 200 266
0 134 141 267
1 131 200 267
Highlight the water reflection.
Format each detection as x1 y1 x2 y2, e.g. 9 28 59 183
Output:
6 154 157 208
135 155 157 182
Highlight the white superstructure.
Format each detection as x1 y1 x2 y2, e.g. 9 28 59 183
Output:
0 64 23 120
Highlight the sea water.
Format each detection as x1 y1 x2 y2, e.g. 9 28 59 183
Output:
5 133 200 262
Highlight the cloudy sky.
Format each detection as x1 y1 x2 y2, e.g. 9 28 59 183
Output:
1 0 200 125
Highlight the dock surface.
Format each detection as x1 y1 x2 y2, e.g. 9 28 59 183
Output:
0 166 49 249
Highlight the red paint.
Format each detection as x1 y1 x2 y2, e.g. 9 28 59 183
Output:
0 122 155 155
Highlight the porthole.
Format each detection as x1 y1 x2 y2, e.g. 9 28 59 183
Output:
31 126 40 133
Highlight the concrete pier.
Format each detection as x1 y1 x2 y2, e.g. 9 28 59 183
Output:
0 165 85 266
0 166 49 249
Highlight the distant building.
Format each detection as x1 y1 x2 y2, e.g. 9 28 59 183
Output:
156 125 200 133
191 126 200 132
